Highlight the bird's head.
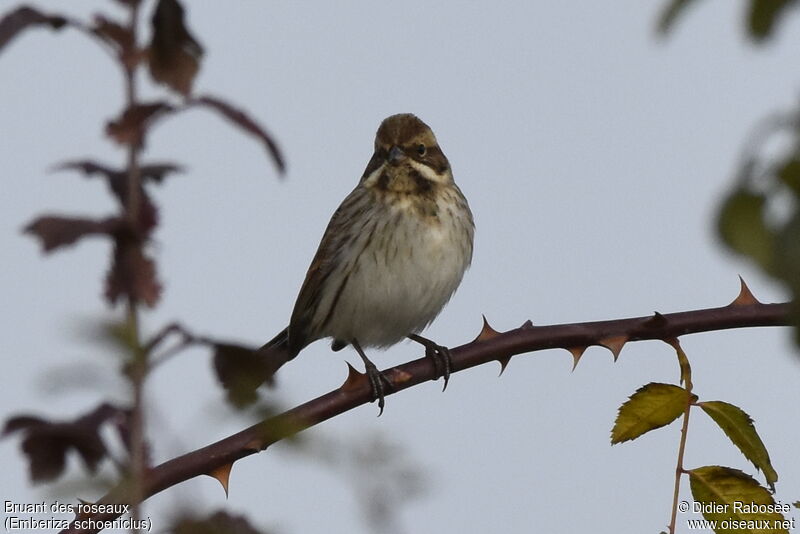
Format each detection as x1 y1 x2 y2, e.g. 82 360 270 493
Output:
362 114 453 192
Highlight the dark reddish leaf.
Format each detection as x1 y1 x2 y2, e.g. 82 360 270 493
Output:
0 6 68 53
53 159 182 235
106 242 162 307
91 15 136 66
111 407 134 453
213 343 272 407
91 16 132 53
53 161 129 204
171 511 266 534
2 416 48 436
105 97 285 176
53 160 119 180
24 215 120 252
188 95 286 175
54 160 183 189
106 102 173 147
136 194 160 236
140 163 185 183
147 0 203 96
3 403 125 483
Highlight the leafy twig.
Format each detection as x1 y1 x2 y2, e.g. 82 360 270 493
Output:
120 3 147 529
666 339 694 534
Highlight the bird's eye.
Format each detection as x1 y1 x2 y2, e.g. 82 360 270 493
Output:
416 144 427 156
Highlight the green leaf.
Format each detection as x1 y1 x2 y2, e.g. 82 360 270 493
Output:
747 0 795 42
776 156 800 195
774 212 800 289
789 302 800 347
773 213 800 346
611 383 692 444
657 0 702 34
717 188 774 271
689 466 789 533
700 401 778 490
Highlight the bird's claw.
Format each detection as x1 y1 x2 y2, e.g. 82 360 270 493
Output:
409 334 453 391
362 359 392 416
428 344 452 391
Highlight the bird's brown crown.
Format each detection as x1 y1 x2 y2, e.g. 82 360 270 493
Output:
375 113 436 149
362 114 451 186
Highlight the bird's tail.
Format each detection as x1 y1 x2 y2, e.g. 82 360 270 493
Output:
258 326 293 379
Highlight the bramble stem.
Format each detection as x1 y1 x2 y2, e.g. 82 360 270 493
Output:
121 3 144 532
60 300 789 534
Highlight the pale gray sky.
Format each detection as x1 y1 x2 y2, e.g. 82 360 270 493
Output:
2 2 799 533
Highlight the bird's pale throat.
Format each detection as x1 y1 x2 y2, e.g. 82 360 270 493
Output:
376 166 435 194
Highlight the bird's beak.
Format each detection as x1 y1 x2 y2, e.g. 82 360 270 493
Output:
388 146 406 165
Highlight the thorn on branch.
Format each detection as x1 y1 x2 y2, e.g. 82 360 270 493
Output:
497 356 512 375
472 315 501 343
341 362 364 391
568 346 587 371
730 276 762 306
643 311 669 329
206 462 233 497
599 335 628 361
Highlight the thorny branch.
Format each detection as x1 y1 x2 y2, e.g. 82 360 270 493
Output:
61 285 790 533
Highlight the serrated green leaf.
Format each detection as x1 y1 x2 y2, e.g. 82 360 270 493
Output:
700 401 778 490
657 0 702 34
611 383 692 444
717 188 774 271
747 0 795 41
689 466 788 533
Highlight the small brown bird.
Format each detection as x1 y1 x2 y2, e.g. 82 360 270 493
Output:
260 113 474 412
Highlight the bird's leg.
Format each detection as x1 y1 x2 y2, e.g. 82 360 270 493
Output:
408 333 452 391
351 339 392 415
